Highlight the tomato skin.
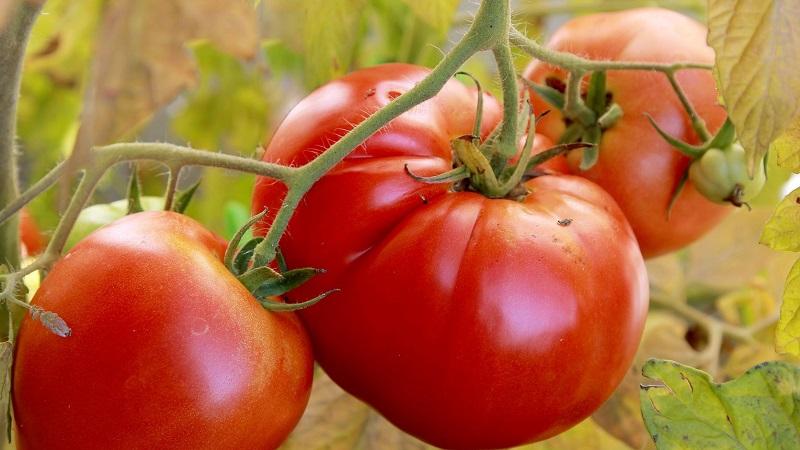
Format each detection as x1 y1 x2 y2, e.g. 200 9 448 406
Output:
65 196 164 250
19 209 46 257
252 64 648 448
13 211 313 450
523 8 730 258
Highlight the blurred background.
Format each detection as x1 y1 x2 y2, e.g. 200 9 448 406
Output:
14 0 724 239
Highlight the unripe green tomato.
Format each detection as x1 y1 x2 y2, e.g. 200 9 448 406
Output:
65 196 164 250
688 143 765 206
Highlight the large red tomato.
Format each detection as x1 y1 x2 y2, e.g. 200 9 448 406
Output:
13 211 313 450
252 64 648 449
524 8 729 258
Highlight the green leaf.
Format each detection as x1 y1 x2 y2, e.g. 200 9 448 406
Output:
777 258 800 356
772 119 800 172
707 0 800 173
640 359 800 449
759 187 800 252
400 0 459 34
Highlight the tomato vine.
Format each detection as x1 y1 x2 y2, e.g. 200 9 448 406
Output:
0 0 775 431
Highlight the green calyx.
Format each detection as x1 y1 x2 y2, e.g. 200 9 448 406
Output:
225 209 336 311
650 117 763 209
688 143 766 208
526 71 623 170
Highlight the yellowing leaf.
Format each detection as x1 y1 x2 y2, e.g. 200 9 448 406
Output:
524 418 630 450
777 258 800 356
281 369 433 450
688 208 795 298
400 0 459 33
73 0 258 159
760 187 800 252
640 359 800 449
773 118 800 172
264 0 366 87
707 0 800 172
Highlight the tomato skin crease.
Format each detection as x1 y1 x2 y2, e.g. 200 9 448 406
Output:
524 8 730 258
12 211 313 450
252 63 648 449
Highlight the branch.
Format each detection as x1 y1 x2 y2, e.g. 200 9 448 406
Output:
0 0 45 270
509 28 712 73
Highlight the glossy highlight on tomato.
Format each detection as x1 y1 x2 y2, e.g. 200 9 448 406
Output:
13 211 313 450
252 63 648 449
524 8 730 258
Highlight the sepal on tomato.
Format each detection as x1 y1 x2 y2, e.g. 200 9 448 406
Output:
225 210 332 311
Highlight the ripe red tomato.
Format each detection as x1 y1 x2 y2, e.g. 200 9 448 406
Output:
524 8 729 258
13 211 313 450
19 208 45 257
252 64 648 448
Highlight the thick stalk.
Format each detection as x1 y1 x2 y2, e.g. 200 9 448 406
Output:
0 0 43 269
253 0 512 265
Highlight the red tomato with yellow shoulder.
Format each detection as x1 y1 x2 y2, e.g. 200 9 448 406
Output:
252 64 648 449
13 211 313 450
524 8 729 258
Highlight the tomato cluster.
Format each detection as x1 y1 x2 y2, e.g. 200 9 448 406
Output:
523 8 729 258
10 7 737 450
250 63 648 449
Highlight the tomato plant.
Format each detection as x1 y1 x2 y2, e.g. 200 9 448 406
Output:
12 211 313 450
251 64 648 449
523 8 730 258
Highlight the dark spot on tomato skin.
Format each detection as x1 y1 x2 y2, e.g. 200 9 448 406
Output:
557 218 573 226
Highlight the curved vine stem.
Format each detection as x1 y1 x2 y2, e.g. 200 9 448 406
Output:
508 27 714 141
252 0 510 266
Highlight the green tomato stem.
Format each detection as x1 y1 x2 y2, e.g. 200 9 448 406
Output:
492 43 519 160
509 27 713 73
162 166 183 211
253 0 512 265
0 0 43 271
665 70 712 141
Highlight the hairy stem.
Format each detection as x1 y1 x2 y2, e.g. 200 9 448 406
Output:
492 42 518 160
253 0 512 265
0 0 44 270
509 28 713 73
162 166 182 211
